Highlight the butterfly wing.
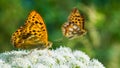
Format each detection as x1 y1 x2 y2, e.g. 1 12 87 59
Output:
26 11 48 43
68 8 84 30
11 26 24 48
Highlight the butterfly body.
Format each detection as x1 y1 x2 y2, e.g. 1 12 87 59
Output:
11 11 52 49
62 8 87 39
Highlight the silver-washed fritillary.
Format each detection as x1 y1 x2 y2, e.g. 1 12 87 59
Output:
62 8 87 39
11 10 52 49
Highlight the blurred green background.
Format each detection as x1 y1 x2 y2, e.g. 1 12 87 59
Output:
0 0 120 68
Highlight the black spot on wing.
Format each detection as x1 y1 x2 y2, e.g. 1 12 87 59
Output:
35 21 39 24
39 22 43 25
33 30 36 32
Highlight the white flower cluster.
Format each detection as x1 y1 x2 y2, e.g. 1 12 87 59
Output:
0 47 105 68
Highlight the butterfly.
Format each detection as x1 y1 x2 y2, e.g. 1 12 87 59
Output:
11 10 52 49
62 8 87 39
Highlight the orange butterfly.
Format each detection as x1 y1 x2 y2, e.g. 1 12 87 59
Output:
11 11 52 49
62 8 87 39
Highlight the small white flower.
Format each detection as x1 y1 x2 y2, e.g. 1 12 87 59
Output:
73 51 90 63
0 59 11 68
88 59 105 68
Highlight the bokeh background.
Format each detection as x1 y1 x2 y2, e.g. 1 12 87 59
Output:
0 0 120 68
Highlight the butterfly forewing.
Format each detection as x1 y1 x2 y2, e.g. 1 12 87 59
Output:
26 11 48 43
68 8 84 29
